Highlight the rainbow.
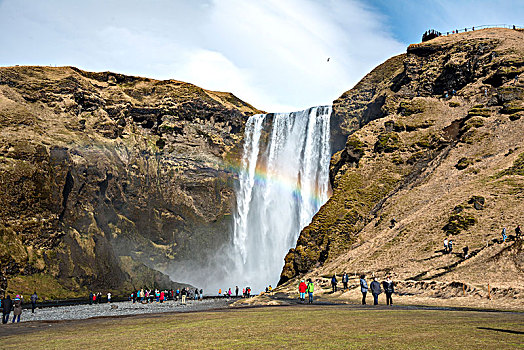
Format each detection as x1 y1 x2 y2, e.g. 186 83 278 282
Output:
222 158 331 209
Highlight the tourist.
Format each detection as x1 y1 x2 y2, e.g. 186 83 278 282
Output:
196 289 200 300
228 288 232 298
382 276 395 305
370 277 382 305
160 290 165 303
501 227 507 243
268 285 272 293
92 293 97 304
175 289 179 301
181 288 187 304
107 292 111 303
298 280 307 302
331 274 337 293
30 291 38 313
218 288 222 296
2 295 12 324
242 288 245 297
359 275 368 305
463 246 469 259
342 272 348 290
307 279 314 304
444 237 449 253
516 225 522 240
89 292 93 305
12 295 22 323
199 289 203 300
448 240 454 254
235 286 239 297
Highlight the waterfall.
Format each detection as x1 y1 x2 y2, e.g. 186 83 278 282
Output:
232 106 332 292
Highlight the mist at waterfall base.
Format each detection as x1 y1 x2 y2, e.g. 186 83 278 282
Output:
168 106 332 294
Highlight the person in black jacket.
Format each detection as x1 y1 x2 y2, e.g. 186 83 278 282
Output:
370 277 382 305
382 276 395 305
2 295 13 324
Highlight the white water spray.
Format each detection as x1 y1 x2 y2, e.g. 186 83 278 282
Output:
231 106 332 292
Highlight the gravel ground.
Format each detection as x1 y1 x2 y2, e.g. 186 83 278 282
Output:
15 298 233 322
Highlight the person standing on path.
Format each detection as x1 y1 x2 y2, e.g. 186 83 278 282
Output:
107 292 111 303
30 292 38 313
12 295 22 323
1 295 12 324
448 240 454 254
501 227 507 242
370 277 382 305
342 273 348 291
360 275 368 305
298 280 307 302
307 279 314 304
382 276 395 305
181 288 187 305
443 237 449 253
235 286 239 297
331 274 337 293
516 225 522 241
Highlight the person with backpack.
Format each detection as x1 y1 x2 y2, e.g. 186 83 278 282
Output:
12 295 22 323
331 274 337 293
448 240 454 254
370 277 382 305
359 275 368 305
298 280 307 302
382 276 395 305
443 237 449 253
307 279 314 304
501 227 507 243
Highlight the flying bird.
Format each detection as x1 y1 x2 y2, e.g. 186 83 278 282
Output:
327 57 330 62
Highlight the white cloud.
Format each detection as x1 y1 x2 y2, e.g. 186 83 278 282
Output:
0 0 405 112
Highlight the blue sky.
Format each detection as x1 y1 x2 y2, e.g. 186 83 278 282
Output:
0 0 522 112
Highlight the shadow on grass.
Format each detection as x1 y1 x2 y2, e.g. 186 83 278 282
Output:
477 327 524 335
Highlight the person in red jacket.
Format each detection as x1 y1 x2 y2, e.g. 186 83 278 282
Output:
298 280 307 302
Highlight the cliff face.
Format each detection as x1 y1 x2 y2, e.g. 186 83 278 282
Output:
0 66 260 298
280 28 524 290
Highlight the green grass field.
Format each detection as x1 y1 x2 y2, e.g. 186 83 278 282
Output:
1 305 522 349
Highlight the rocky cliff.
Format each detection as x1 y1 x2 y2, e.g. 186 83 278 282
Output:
280 28 524 294
0 66 260 298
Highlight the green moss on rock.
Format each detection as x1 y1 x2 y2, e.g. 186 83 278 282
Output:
467 107 491 117
374 132 401 153
455 157 474 170
399 100 425 116
443 213 477 235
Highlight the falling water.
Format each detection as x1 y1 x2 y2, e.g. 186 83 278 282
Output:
232 106 332 292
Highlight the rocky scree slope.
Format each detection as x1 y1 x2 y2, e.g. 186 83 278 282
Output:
0 66 260 298
280 28 524 298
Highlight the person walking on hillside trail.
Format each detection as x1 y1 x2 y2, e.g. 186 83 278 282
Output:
383 276 395 306
516 225 522 241
370 277 382 305
307 279 314 304
502 227 507 243
360 275 368 305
